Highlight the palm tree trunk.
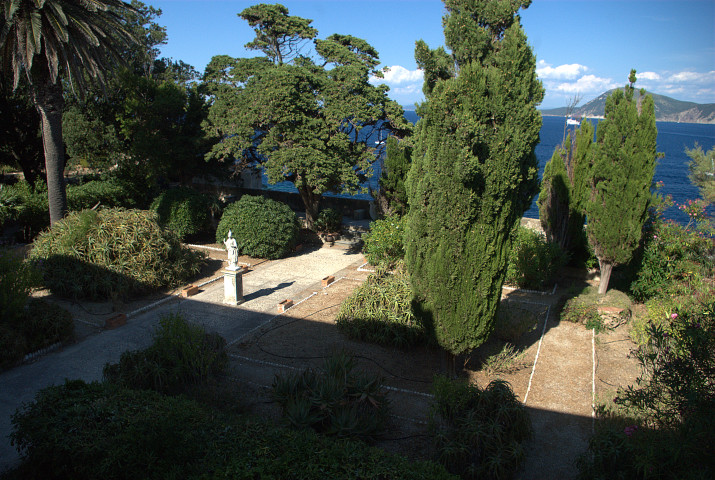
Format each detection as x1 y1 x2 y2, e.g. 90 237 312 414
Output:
34 81 68 225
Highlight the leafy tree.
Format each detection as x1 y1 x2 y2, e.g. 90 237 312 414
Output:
376 136 412 216
0 0 136 225
686 144 715 204
203 3 409 228
60 2 212 185
405 0 543 359
117 67 212 184
585 70 658 294
538 121 593 262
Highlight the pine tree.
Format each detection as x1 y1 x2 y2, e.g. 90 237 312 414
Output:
538 121 594 262
405 0 543 358
585 70 658 294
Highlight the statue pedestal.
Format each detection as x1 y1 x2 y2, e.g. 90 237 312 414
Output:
223 268 244 305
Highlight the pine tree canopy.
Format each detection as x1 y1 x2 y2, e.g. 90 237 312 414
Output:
202 3 409 228
405 0 543 356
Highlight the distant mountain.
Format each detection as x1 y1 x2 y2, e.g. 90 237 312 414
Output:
541 90 715 124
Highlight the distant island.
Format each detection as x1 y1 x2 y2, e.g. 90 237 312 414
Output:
541 90 715 124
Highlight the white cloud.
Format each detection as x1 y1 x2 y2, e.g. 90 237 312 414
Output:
555 74 618 94
391 84 422 96
638 71 660 81
536 60 588 80
661 85 685 95
371 65 423 85
667 70 715 84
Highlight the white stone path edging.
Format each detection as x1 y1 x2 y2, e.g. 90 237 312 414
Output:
522 302 552 405
357 262 375 273
592 329 596 433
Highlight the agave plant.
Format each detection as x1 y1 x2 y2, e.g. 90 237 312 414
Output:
272 352 389 440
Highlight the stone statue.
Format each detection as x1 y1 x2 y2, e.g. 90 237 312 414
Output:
224 229 238 270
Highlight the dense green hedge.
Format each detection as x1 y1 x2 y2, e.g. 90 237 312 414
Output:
67 178 137 211
29 208 203 300
150 187 217 241
10 380 456 480
1 178 136 241
505 226 566 290
216 195 299 260
313 207 342 233
362 214 406 268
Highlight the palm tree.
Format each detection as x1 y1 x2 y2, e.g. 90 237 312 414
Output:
0 0 135 224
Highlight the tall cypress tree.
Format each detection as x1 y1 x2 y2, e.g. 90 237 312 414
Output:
377 136 412 216
405 0 543 358
538 121 594 261
585 70 657 294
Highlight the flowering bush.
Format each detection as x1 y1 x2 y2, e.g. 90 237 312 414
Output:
678 198 709 226
630 284 714 348
630 218 713 302
578 300 715 479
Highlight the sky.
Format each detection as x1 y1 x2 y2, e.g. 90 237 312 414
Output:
148 0 715 109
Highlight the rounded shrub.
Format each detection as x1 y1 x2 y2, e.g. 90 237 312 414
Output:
362 214 405 268
505 226 567 290
150 187 218 241
313 208 342 233
29 208 204 300
10 380 223 480
215 195 299 260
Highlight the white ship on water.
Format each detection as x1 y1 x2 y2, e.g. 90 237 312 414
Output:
566 116 581 126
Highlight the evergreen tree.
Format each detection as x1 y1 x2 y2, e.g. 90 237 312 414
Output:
585 70 657 294
686 144 715 204
538 121 593 262
405 0 543 358
203 3 408 228
377 136 412 216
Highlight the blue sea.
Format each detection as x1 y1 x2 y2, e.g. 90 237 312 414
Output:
263 112 715 225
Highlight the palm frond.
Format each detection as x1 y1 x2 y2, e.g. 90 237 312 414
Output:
0 0 137 95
